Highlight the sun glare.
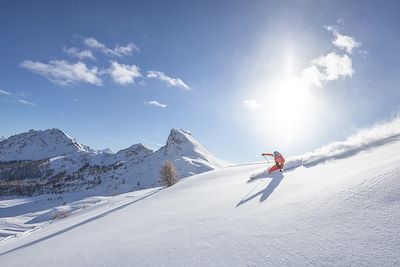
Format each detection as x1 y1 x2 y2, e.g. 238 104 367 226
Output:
240 46 326 149
259 76 316 144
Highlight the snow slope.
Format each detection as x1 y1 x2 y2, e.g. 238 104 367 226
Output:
0 188 159 244
0 122 399 266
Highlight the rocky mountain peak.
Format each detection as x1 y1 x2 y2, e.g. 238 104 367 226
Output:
0 128 92 161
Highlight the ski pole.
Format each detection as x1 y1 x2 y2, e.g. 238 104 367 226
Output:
263 155 270 163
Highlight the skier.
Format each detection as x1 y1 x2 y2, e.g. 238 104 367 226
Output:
262 151 285 174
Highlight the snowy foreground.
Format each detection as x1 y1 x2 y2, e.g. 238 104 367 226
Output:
1 136 400 266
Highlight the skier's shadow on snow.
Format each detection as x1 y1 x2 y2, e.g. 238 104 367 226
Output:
236 172 284 207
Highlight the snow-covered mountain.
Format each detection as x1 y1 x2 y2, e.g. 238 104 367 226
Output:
146 128 226 176
0 135 6 142
114 143 153 162
0 128 92 162
0 119 399 266
0 128 226 196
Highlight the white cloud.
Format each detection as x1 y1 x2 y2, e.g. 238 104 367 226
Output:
243 100 261 110
63 47 95 60
324 25 335 33
325 25 361 54
113 44 139 56
108 61 142 85
301 66 325 87
299 52 354 88
83 37 105 49
296 24 359 89
18 99 37 106
312 52 354 81
144 100 167 108
21 60 102 86
147 71 190 90
83 37 139 57
332 33 361 54
0 89 11 95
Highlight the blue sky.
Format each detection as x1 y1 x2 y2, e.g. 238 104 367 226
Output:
1 0 400 163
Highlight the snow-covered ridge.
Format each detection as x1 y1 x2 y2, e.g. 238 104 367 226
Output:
114 143 153 162
0 128 226 196
0 128 92 162
167 129 212 157
164 128 226 168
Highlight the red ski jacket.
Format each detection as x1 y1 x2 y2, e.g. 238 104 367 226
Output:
262 153 285 167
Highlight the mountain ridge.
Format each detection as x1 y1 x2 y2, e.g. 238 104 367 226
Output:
0 128 93 162
0 128 226 196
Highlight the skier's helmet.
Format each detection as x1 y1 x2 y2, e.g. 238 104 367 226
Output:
273 151 280 157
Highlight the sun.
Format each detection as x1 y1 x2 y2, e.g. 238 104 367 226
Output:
239 46 324 148
259 76 316 144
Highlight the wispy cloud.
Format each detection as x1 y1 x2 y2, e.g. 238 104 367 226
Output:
243 100 261 110
0 89 37 107
83 37 139 57
18 99 37 106
301 53 354 88
144 100 167 108
21 60 102 86
108 61 142 85
0 89 11 95
17 91 31 97
147 71 190 90
63 47 95 60
325 25 361 54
